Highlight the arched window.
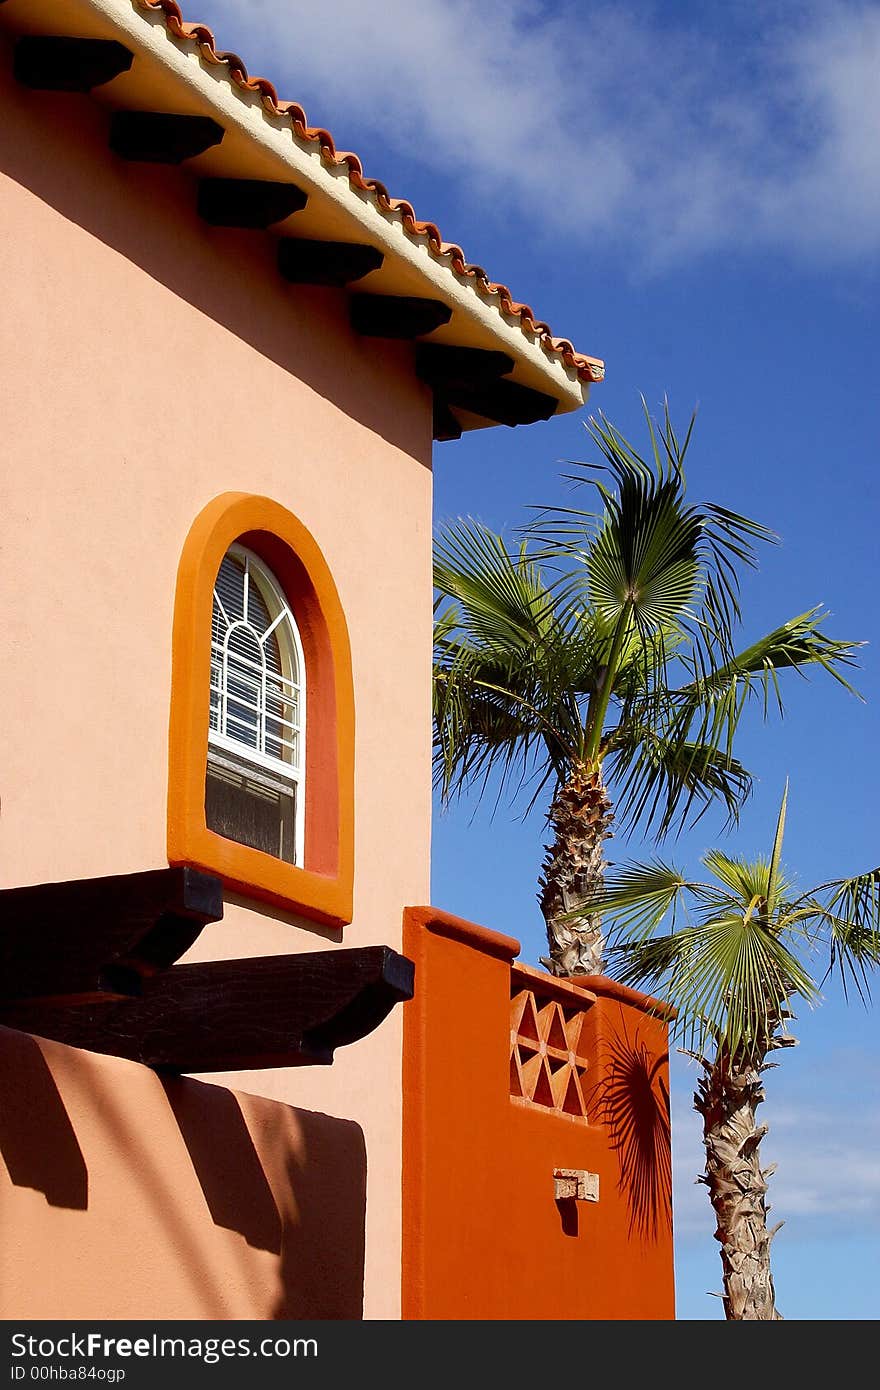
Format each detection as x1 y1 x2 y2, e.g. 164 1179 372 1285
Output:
169 493 354 928
206 545 306 866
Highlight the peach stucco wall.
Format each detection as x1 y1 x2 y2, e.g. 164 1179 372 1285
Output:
0 1026 368 1318
0 36 433 1319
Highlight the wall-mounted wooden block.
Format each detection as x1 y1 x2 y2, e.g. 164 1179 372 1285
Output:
0 945 415 1073
443 378 559 427
416 343 514 389
0 866 222 1004
553 1168 599 1202
278 239 384 287
198 178 308 229
350 294 452 340
432 397 463 442
109 111 224 164
14 36 133 91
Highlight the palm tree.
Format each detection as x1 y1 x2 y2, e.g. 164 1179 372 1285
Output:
433 403 860 976
587 786 880 1319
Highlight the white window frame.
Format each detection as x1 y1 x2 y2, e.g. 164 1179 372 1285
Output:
208 543 306 867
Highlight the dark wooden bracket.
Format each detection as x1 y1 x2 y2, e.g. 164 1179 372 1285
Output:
0 947 414 1073
433 397 463 442
416 343 515 390
0 866 223 1004
198 178 308 229
440 377 559 427
109 111 224 163
13 36 134 91
416 345 521 438
278 239 384 287
0 868 413 1072
350 294 452 339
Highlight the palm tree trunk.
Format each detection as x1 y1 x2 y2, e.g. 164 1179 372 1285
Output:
538 760 613 976
693 1049 783 1319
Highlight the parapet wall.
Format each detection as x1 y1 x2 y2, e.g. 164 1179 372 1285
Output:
402 908 675 1320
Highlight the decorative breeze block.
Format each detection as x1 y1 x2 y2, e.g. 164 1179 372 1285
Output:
509 986 591 1120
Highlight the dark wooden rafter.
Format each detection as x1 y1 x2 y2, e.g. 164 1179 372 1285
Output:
13 36 134 91
198 177 308 229
417 345 518 440
0 947 414 1073
350 294 452 340
441 377 559 427
0 867 222 1005
109 111 224 164
416 343 515 390
278 239 384 287
433 398 463 443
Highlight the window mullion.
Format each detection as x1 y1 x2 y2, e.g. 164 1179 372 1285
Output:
259 646 267 756
213 586 229 627
220 630 229 738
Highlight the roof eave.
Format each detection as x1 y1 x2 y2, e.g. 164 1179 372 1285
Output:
3 0 603 426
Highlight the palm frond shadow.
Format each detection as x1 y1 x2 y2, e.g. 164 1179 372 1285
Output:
586 1018 672 1241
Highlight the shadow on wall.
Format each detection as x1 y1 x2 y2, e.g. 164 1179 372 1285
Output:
0 1029 88 1210
0 1029 367 1319
163 1078 285 1255
273 1107 367 1320
166 1077 368 1319
588 1014 673 1241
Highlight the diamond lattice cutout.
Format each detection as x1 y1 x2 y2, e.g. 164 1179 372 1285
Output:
510 983 591 1120
515 992 541 1043
546 1004 568 1052
510 1051 524 1098
531 1061 554 1109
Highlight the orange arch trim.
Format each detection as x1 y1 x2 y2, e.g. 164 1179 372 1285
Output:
168 493 354 927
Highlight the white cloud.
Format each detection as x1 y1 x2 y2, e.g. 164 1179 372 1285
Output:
198 0 880 267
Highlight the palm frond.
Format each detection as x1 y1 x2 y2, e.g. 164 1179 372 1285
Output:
609 934 697 995
603 727 752 838
532 403 776 654
594 818 876 1062
789 869 880 1002
433 520 611 805
637 613 864 823
678 609 864 712
627 910 816 1058
702 850 773 906
434 519 557 653
433 643 562 800
767 781 788 916
578 860 691 942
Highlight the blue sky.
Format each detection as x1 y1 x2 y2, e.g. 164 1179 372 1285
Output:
197 0 879 1319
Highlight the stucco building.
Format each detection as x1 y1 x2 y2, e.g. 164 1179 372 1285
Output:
0 0 673 1321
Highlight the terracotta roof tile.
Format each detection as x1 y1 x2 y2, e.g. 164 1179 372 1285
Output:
136 0 604 385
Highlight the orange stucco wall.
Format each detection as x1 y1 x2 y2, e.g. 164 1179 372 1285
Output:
0 33 432 1318
402 909 675 1320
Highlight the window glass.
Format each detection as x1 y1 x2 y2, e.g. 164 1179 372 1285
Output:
206 547 304 865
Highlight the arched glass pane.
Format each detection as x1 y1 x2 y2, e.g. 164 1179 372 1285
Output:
210 550 302 768
207 545 305 866
225 622 264 750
